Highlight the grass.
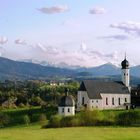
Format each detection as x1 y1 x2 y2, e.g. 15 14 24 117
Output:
0 125 140 140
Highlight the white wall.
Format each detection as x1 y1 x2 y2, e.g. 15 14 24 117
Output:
77 91 102 110
58 106 75 116
89 99 103 110
77 91 90 110
100 93 131 109
77 91 131 110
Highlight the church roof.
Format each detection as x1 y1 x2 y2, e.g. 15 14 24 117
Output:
59 95 75 107
79 80 130 99
121 58 129 69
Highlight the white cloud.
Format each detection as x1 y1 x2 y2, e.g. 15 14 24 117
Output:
15 38 26 45
89 7 106 14
10 39 121 67
36 43 47 52
80 42 87 51
98 34 129 41
37 5 69 14
110 21 140 35
28 42 120 67
47 46 59 55
0 36 8 44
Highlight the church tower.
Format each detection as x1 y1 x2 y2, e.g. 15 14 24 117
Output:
58 88 75 116
121 55 130 87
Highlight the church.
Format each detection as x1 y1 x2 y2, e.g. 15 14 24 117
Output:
58 57 131 116
77 57 131 110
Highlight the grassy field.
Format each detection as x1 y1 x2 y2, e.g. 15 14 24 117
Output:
0 125 140 140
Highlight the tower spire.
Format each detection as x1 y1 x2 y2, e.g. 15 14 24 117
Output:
121 55 130 87
65 88 69 96
125 52 126 60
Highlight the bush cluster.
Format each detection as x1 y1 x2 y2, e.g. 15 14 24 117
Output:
0 112 10 127
116 110 140 126
46 109 140 128
47 110 103 128
0 107 54 127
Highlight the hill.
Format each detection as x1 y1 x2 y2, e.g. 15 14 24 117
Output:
0 57 140 83
77 63 120 76
0 57 75 80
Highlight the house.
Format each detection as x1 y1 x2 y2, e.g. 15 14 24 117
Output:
58 88 75 116
77 57 131 110
131 85 140 107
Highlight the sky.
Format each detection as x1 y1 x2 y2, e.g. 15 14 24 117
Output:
1 0 140 67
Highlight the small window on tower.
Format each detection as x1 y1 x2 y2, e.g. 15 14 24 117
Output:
124 73 125 76
125 98 127 102
62 108 64 113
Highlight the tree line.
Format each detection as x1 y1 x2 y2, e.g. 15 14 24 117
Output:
0 80 79 109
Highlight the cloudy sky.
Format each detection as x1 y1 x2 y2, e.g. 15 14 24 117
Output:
0 0 140 67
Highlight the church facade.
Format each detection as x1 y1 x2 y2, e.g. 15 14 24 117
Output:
77 57 131 110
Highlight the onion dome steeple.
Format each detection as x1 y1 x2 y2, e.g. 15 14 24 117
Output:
121 54 129 69
59 88 75 107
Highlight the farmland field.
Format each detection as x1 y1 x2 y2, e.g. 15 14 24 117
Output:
0 125 140 140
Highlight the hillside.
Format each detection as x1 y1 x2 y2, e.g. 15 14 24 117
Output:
77 63 120 76
0 57 140 82
0 57 75 80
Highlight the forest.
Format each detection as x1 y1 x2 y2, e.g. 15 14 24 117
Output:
0 80 79 109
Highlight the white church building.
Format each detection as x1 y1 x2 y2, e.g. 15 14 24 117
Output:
77 57 131 110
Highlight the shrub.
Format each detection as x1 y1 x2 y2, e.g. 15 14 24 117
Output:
61 116 74 127
23 115 30 126
49 115 62 128
79 109 102 126
116 110 140 126
18 103 25 108
70 116 81 127
0 112 10 127
39 113 48 127
102 111 116 125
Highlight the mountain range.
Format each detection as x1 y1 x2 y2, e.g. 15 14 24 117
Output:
0 57 140 83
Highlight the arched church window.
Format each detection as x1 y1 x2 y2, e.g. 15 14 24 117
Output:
82 97 84 105
118 98 121 105
106 98 108 105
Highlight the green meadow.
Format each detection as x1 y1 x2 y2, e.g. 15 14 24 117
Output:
0 125 140 140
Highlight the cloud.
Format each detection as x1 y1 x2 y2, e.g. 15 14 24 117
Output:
37 5 69 14
19 42 120 67
47 46 59 55
36 43 47 52
89 7 106 14
42 44 119 67
80 42 87 51
15 38 26 45
98 34 129 41
110 21 140 35
0 36 8 44
31 43 59 55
